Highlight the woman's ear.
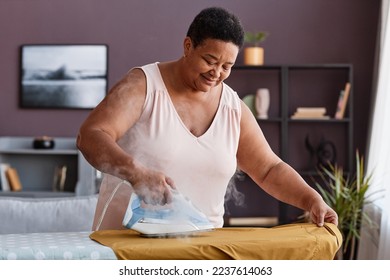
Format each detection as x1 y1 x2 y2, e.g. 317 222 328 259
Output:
183 37 193 56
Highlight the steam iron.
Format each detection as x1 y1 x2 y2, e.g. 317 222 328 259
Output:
122 189 214 237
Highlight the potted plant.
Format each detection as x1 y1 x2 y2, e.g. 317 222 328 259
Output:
313 151 381 259
243 31 268 65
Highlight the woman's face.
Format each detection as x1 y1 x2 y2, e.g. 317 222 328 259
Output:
183 38 239 92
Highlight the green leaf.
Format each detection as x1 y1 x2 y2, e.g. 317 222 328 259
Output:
312 151 381 259
244 31 268 46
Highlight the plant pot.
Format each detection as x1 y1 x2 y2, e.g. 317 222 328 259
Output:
244 47 264 65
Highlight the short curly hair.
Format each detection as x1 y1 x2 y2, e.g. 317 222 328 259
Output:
186 7 245 49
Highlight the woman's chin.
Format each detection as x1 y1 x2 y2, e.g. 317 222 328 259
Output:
197 80 219 92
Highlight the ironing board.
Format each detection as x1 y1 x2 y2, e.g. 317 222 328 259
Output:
0 231 117 260
90 223 342 260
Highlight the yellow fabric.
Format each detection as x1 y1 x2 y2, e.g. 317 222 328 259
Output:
90 223 342 260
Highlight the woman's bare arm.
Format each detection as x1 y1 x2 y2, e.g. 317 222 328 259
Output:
77 68 174 204
77 69 146 178
237 101 338 226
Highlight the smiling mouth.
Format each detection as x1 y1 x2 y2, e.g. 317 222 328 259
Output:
202 75 217 85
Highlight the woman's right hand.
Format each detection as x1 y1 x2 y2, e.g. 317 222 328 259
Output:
129 165 176 206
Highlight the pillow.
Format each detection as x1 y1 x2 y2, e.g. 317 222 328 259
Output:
0 195 98 234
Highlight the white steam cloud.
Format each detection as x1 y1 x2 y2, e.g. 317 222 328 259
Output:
224 170 245 214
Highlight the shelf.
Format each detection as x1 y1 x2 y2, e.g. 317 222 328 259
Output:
0 136 97 196
233 65 283 70
233 64 352 70
224 216 278 227
0 136 77 150
286 64 352 70
256 117 282 122
288 118 351 123
297 170 322 177
0 149 78 155
0 191 75 198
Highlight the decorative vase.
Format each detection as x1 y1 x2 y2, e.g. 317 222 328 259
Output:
244 47 264 65
255 88 270 119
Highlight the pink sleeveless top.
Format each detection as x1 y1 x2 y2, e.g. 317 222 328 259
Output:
93 62 241 229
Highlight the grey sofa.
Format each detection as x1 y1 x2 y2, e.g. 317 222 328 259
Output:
0 195 98 234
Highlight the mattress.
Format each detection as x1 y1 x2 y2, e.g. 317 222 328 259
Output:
0 231 117 260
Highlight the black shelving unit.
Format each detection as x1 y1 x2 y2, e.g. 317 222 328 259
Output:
226 64 353 224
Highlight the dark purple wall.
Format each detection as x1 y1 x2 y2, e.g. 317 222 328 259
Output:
0 0 380 155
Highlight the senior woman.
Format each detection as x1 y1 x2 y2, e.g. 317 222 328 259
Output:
77 7 338 230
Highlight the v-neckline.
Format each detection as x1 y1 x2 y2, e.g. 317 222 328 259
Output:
155 63 224 140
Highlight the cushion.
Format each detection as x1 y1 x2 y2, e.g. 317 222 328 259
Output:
0 195 98 234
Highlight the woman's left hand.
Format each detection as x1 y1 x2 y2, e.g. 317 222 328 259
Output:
309 200 338 227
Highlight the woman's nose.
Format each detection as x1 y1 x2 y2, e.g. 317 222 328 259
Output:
209 66 221 79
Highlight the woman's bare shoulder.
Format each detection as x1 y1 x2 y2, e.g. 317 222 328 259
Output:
109 67 146 97
84 68 147 133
